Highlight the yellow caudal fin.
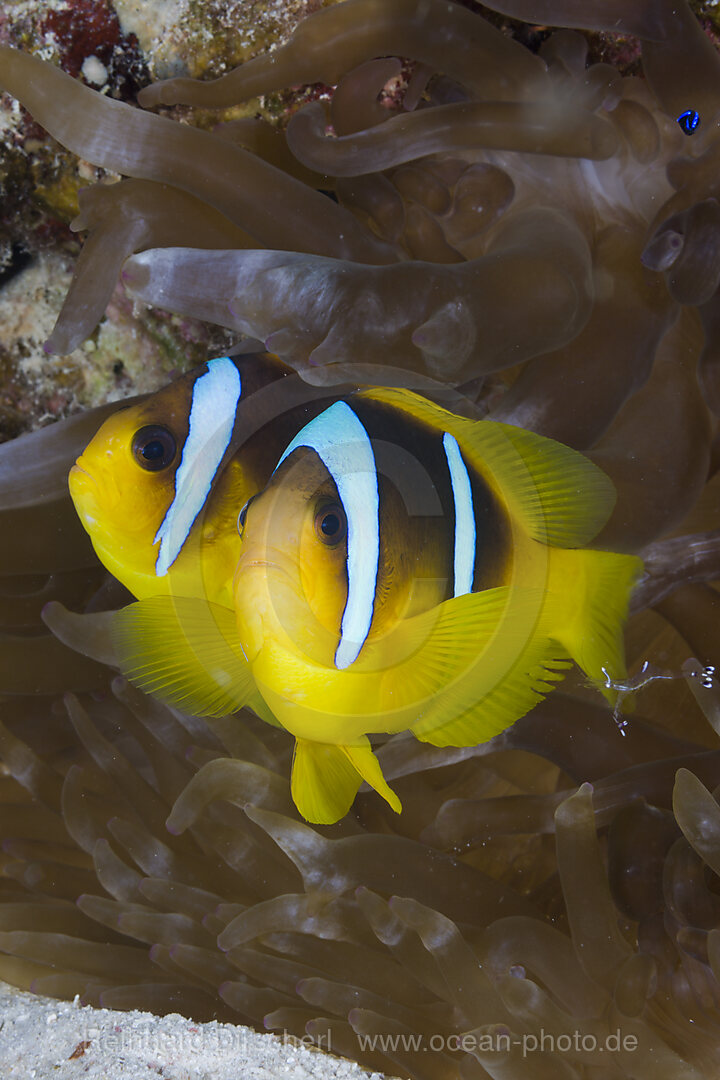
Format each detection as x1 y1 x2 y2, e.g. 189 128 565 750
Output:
292 737 401 824
110 595 257 717
547 547 643 703
362 387 615 545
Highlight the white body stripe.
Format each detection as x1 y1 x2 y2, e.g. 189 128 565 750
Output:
443 432 476 597
277 401 379 669
154 357 241 576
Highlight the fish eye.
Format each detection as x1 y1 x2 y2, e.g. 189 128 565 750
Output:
131 425 177 471
314 501 347 545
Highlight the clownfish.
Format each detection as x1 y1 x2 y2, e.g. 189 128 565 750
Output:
86 378 641 825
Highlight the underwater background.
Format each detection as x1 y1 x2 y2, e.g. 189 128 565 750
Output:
2 0 720 1077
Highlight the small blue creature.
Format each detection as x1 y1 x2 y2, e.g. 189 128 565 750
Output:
677 109 700 135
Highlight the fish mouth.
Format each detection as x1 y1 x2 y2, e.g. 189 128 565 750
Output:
236 558 286 581
70 460 123 515
235 552 298 584
235 557 304 604
234 552 306 655
68 463 100 522
69 462 96 486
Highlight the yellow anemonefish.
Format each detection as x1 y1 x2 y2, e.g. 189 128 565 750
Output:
88 378 642 825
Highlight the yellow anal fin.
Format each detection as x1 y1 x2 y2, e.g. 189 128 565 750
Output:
291 737 401 824
547 547 643 704
361 386 616 546
111 595 255 717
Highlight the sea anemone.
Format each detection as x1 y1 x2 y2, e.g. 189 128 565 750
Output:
2 1 720 1077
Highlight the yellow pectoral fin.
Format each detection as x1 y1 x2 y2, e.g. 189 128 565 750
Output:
353 585 562 734
110 595 256 717
246 691 284 729
361 387 616 546
291 738 401 824
399 587 570 748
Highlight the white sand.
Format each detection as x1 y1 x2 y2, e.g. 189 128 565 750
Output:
0 981 386 1080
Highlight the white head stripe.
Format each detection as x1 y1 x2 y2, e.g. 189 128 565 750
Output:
443 432 476 597
277 401 379 669
154 357 241 576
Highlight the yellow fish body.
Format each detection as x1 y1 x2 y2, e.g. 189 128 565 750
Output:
98 385 641 824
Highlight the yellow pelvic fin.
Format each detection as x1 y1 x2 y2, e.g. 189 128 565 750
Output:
342 742 402 815
291 737 401 824
361 387 616 546
400 587 570 748
111 595 257 718
546 547 643 704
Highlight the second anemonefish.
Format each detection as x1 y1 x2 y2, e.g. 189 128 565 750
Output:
93 379 642 825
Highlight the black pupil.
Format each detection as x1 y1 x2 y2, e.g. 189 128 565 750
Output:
143 440 165 461
321 512 341 537
132 425 176 471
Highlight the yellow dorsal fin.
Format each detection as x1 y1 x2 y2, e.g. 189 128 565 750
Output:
110 595 256 718
360 387 615 547
291 737 401 824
